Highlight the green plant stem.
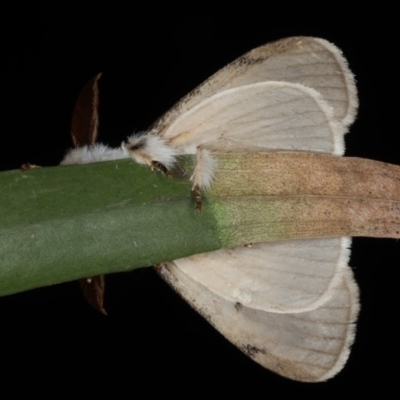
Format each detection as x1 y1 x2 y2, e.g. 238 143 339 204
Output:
1 152 400 297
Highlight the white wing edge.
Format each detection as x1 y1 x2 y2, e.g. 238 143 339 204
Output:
318 265 360 382
313 38 359 128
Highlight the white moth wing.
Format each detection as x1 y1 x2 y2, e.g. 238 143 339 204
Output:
144 37 359 380
162 81 345 156
149 36 357 138
157 260 359 382
172 238 351 313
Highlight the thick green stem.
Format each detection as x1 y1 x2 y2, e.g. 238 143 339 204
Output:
0 158 223 295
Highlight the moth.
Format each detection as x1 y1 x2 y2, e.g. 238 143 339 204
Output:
62 37 359 382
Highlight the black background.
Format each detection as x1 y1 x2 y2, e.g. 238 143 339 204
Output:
0 4 396 396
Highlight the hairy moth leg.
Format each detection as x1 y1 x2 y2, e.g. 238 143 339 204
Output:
150 160 172 176
191 148 218 211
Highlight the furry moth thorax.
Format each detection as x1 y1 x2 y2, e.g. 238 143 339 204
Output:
123 133 178 170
